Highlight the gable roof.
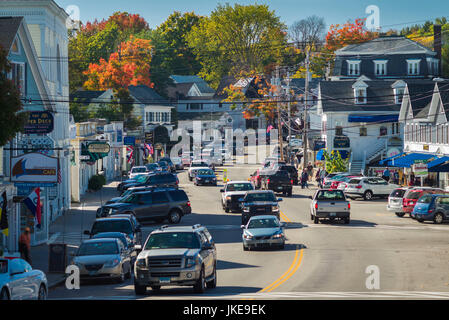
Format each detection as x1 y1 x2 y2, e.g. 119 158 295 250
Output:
70 90 106 103
166 83 194 100
404 81 436 117
336 36 436 56
214 76 268 100
0 16 22 52
128 85 171 105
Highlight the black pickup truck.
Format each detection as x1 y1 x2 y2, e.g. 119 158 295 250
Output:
261 170 293 197
240 190 282 225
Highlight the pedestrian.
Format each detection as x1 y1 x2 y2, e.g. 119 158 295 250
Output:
320 168 327 188
301 169 309 189
19 227 31 265
382 167 390 182
409 173 415 186
393 171 399 184
307 162 314 182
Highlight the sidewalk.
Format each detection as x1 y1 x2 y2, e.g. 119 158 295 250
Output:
31 180 122 289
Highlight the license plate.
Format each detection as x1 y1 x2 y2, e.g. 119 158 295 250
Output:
330 213 336 217
205 180 210 183
89 271 97 276
159 277 171 284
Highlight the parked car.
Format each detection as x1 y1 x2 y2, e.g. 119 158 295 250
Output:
310 189 350 224
344 177 400 201
159 158 176 173
401 187 446 217
331 176 359 190
133 225 217 295
128 166 149 179
145 163 162 173
171 157 184 170
181 152 193 167
117 174 149 192
387 187 413 216
71 238 132 283
241 215 286 251
412 194 449 224
194 169 217 186
261 170 293 197
188 161 211 181
322 172 351 189
85 216 143 246
240 190 282 225
221 181 255 213
0 258 48 300
99 189 191 224
121 172 179 191
91 231 134 261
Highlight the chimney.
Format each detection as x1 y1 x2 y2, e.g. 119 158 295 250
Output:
434 24 442 76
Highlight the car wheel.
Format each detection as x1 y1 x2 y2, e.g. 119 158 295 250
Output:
243 244 249 251
134 281 147 295
0 287 10 300
126 265 132 279
344 217 350 224
206 264 217 289
310 213 314 221
417 218 424 223
151 285 161 293
117 267 125 283
193 267 206 293
288 190 293 197
314 216 319 224
278 242 285 250
434 212 444 224
225 207 229 213
395 212 405 218
37 284 47 300
168 209 182 224
363 191 373 201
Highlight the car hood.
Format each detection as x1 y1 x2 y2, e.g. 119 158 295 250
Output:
105 203 131 209
107 197 124 204
245 227 281 237
196 174 216 178
225 191 250 196
244 201 277 206
74 254 120 265
139 248 201 259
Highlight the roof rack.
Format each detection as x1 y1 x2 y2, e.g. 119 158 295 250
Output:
192 224 202 229
159 225 169 230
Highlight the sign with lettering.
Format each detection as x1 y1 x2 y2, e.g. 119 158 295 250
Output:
314 140 326 151
11 153 59 183
333 136 350 148
24 111 54 134
124 137 136 146
81 142 110 162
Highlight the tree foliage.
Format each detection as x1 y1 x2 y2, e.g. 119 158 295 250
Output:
0 47 28 146
323 150 348 173
186 3 288 88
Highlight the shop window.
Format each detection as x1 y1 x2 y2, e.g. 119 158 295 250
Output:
360 127 367 136
379 126 387 136
335 126 343 136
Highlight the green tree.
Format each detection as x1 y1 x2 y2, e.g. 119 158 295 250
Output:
186 3 288 88
323 150 349 173
0 47 28 146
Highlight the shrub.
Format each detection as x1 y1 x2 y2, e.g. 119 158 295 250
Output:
88 174 106 191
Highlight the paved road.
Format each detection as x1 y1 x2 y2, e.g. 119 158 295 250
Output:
49 159 449 300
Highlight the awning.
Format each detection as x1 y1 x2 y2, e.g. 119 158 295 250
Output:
348 114 399 123
379 152 405 165
316 149 325 161
387 153 436 168
428 157 449 171
429 160 449 173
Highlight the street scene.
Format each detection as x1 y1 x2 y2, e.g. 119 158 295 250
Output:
0 0 449 304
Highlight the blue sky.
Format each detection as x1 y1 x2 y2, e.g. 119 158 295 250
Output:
57 0 449 31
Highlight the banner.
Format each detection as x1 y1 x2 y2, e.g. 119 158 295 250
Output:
11 153 58 183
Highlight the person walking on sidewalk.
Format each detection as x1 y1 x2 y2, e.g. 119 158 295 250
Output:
307 162 314 182
19 228 32 265
301 169 309 189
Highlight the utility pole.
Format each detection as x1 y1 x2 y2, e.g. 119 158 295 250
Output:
276 66 284 162
303 49 310 170
286 71 292 164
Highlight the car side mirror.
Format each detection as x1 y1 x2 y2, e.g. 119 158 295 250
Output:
309 196 313 200
240 225 246 229
83 230 91 236
203 243 213 250
220 189 224 193
134 244 142 253
277 198 283 202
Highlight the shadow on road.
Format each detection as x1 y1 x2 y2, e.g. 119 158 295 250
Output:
315 219 378 228
217 259 260 270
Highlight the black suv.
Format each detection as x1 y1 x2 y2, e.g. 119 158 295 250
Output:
275 165 298 185
159 157 176 173
240 190 283 225
121 172 179 192
84 215 143 246
134 224 217 295
99 189 192 224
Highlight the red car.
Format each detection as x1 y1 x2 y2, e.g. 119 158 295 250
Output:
330 176 360 190
250 169 262 189
401 187 446 216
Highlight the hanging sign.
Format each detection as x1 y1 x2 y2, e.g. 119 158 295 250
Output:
24 111 54 134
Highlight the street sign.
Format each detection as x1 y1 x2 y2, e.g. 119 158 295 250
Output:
24 111 54 134
124 137 136 146
145 132 154 144
314 140 326 151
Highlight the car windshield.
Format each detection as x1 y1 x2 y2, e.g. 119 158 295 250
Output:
418 195 433 204
132 167 147 173
158 162 168 167
0 260 7 274
198 169 214 175
245 193 276 202
248 218 279 229
390 189 406 198
77 241 118 256
144 232 200 250
92 234 127 247
135 175 148 183
122 194 137 203
316 190 345 201
407 192 423 200
192 162 208 167
92 220 133 235
227 183 253 192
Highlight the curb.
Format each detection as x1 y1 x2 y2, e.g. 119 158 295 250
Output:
48 275 67 290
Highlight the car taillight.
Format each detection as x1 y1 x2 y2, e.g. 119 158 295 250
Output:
291 179 294 185
187 201 191 207
356 185 362 189
428 209 433 213
267 179 270 184
348 203 351 210
315 203 318 210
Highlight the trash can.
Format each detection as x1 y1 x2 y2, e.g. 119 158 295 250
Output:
48 243 67 273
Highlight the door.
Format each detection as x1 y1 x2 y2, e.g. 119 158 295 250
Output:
134 194 151 219
439 197 449 218
150 192 170 218
8 259 28 300
198 232 213 277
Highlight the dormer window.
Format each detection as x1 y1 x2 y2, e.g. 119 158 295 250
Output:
407 59 421 75
374 60 388 76
355 88 367 104
427 58 439 75
395 87 405 104
347 60 361 76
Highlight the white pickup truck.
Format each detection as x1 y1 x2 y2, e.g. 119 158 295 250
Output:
310 189 351 224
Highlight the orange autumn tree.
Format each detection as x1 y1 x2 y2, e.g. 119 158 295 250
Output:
83 36 154 129
311 18 377 77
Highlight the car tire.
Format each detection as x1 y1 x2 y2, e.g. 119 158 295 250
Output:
243 244 249 251
224 207 229 213
310 213 314 220
314 216 319 224
193 267 206 294
206 265 217 289
117 267 125 283
168 209 182 224
288 190 292 197
0 287 10 300
434 212 444 224
134 281 147 295
395 212 405 218
278 243 285 250
37 284 47 300
344 217 350 224
126 265 132 279
417 218 424 223
363 191 373 201
151 285 161 293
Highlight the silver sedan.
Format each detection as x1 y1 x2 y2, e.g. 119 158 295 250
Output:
241 216 286 250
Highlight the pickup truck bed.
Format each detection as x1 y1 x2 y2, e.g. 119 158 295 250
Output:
310 189 350 224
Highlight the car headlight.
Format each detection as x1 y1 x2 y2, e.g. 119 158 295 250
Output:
243 206 250 212
136 259 146 268
272 205 280 212
226 196 231 200
185 257 197 268
104 259 120 268
243 233 253 240
272 232 284 239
